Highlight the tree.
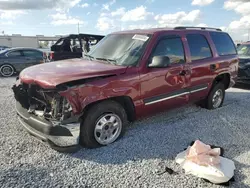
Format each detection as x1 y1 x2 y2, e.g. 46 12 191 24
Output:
39 41 49 48
43 41 49 48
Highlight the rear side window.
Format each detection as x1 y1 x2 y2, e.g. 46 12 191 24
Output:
152 37 185 64
210 32 237 56
186 34 212 61
23 50 42 58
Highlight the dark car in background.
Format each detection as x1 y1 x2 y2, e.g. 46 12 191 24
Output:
237 42 250 84
49 33 104 61
0 48 45 77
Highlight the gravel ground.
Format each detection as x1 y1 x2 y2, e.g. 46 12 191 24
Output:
0 77 250 188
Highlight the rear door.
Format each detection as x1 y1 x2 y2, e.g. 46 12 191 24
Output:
185 33 215 102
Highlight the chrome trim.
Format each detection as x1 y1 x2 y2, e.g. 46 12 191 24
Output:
18 116 80 147
145 86 208 106
18 117 47 141
145 92 189 106
30 116 51 127
190 87 208 94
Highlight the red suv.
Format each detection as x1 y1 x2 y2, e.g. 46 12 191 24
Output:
12 27 238 151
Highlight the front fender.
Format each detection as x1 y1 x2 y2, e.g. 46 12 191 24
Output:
60 84 136 114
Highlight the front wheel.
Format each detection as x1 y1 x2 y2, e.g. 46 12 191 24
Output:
204 83 225 110
80 100 128 148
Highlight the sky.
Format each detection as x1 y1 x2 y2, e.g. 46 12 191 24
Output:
0 0 249 41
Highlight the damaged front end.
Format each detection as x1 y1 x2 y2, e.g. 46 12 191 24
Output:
238 61 250 84
12 80 81 150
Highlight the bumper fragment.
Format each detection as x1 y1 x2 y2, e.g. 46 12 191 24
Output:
236 78 250 84
16 101 80 151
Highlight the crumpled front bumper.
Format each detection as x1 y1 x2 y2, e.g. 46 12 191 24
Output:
16 101 81 152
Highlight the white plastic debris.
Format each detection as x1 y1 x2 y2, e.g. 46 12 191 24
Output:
175 140 235 184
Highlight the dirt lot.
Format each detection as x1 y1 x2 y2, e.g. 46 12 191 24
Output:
0 77 250 188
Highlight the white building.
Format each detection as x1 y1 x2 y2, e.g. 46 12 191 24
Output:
0 35 61 48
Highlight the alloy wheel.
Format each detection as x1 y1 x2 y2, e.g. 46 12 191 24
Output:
94 113 122 145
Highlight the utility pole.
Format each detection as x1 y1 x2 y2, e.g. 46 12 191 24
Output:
78 23 80 34
248 28 250 41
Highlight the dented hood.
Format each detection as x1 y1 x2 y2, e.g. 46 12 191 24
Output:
19 58 127 89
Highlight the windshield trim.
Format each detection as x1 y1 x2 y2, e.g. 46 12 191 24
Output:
135 34 152 67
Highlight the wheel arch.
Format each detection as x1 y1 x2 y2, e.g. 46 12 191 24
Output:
81 96 136 122
212 73 231 90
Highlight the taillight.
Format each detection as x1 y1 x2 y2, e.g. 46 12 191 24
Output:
50 52 54 60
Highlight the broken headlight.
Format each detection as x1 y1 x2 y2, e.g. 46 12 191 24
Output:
50 95 73 121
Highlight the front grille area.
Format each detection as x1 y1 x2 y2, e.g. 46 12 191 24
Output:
12 82 50 110
12 81 73 122
12 83 30 109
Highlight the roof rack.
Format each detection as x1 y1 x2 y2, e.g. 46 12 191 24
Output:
174 26 222 31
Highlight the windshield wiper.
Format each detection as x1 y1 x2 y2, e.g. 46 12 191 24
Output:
84 54 95 61
95 57 117 65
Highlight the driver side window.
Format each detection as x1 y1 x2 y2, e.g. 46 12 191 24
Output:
7 50 22 57
152 37 185 64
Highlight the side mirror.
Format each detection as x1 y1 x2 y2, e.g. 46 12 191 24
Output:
148 56 171 68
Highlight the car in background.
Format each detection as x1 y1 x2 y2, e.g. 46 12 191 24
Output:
0 46 9 51
237 42 250 84
0 48 45 77
49 33 104 61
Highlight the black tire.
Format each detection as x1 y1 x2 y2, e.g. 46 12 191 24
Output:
0 64 15 77
80 100 128 148
204 83 225 110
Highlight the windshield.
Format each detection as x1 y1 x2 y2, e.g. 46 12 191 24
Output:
237 45 250 56
87 34 151 66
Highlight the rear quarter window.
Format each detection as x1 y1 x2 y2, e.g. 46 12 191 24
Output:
210 32 237 56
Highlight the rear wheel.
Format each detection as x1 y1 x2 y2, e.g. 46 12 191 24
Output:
204 83 225 110
80 100 128 148
0 64 14 77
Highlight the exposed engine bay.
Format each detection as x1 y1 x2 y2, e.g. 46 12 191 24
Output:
12 82 74 124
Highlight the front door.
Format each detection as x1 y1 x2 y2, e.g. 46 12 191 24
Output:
5 50 27 72
140 35 189 115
